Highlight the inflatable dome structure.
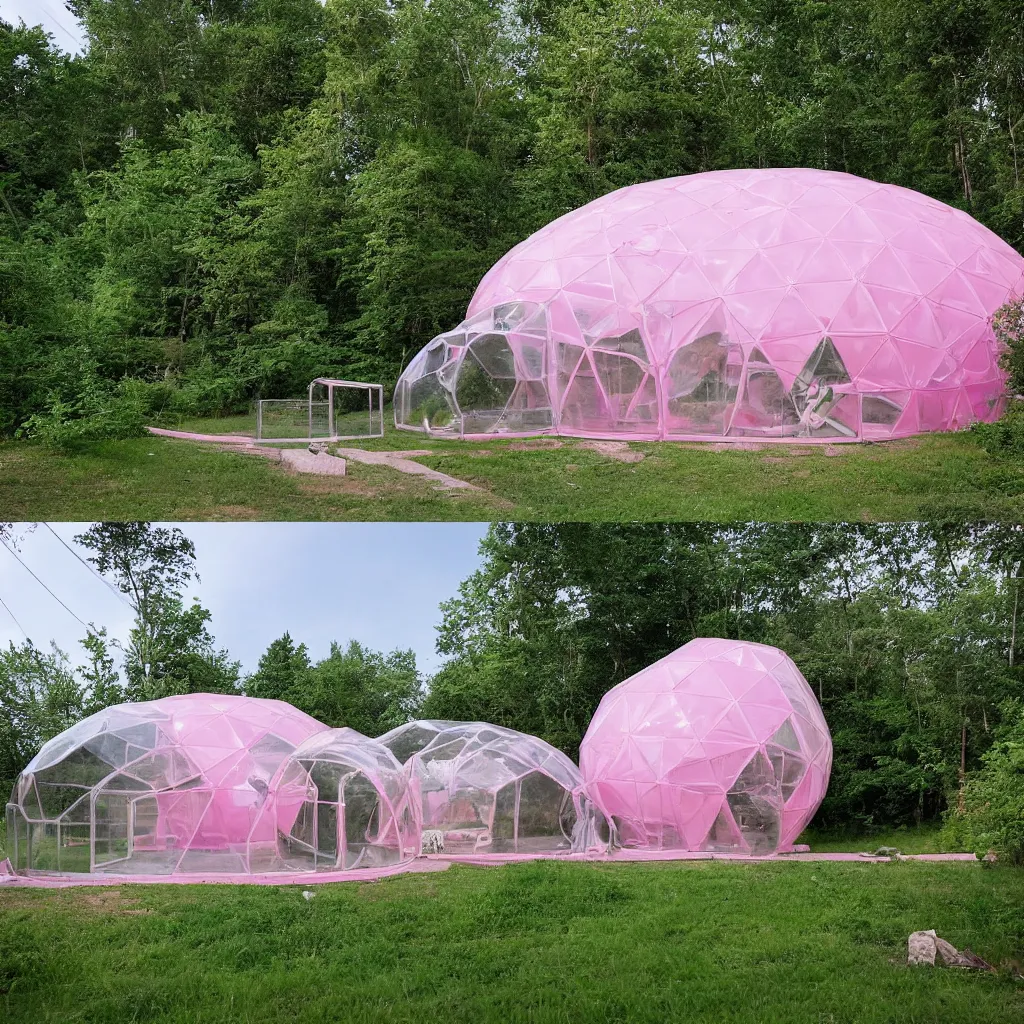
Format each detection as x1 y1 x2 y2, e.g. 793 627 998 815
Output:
250 728 419 872
395 169 1024 442
580 639 832 855
4 694 326 876
379 721 608 855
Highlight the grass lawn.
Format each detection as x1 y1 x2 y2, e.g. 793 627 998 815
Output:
1 859 1021 1023
800 824 955 855
4 414 1024 520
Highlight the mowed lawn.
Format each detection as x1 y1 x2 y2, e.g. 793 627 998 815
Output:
1 860 1022 1023
4 416 1024 520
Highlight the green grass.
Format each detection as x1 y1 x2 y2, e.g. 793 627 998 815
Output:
800 824 953 855
5 415 1024 520
1 860 1021 1023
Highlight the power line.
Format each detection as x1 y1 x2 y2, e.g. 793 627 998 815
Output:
34 1 84 50
42 523 133 609
0 593 28 641
0 536 89 629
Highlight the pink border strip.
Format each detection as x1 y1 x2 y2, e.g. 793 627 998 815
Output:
0 851 977 888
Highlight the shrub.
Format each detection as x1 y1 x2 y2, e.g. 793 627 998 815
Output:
970 398 1024 457
942 700 1024 864
19 376 149 449
995 295 1024 396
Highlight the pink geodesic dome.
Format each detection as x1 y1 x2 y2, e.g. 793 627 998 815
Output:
395 168 1024 442
5 694 327 875
580 639 832 855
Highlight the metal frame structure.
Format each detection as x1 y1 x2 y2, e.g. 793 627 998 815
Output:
256 378 385 443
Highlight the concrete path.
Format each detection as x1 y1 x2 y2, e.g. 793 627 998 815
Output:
279 449 347 476
145 426 475 489
335 447 479 490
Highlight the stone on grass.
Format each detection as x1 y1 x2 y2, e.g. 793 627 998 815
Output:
908 931 995 972
908 930 937 966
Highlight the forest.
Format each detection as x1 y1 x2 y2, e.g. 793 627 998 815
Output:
3 0 1024 443
1 520 1022 858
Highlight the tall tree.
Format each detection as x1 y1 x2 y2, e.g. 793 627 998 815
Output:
74 522 238 698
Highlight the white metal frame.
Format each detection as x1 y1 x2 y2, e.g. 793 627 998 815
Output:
256 378 385 443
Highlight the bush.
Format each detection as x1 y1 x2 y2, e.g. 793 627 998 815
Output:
995 296 1024 397
942 700 1024 864
970 399 1024 457
19 376 149 449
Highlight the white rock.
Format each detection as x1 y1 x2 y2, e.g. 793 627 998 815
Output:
908 930 937 966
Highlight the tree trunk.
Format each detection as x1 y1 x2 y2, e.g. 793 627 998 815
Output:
957 717 967 813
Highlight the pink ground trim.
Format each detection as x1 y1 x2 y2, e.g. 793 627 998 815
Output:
0 851 977 888
147 427 256 444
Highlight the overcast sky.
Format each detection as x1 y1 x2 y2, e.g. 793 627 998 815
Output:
0 523 490 679
1 1 86 52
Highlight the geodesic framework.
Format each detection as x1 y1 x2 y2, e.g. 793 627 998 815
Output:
395 168 1024 442
250 728 419 872
580 639 832 855
379 721 609 855
4 694 327 876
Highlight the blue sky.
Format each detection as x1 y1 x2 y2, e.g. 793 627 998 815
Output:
0 523 490 678
1 1 86 52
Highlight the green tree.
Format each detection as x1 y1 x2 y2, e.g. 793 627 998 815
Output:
946 700 1024 863
284 640 423 735
245 632 312 701
0 641 86 792
75 522 238 698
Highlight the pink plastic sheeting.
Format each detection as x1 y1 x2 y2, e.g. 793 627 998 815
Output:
0 850 978 890
580 638 833 855
0 854 448 887
249 728 420 873
394 169 1024 442
379 721 611 856
4 694 328 877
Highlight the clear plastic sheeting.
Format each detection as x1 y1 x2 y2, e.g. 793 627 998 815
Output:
394 169 1024 442
4 695 327 876
250 728 419 873
580 639 833 855
379 721 610 855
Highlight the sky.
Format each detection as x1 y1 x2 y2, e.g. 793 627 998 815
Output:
0 523 490 678
1 1 86 52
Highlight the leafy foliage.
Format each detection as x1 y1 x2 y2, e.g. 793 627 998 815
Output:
429 523 1024 839
945 700 1024 864
4 2 1024 432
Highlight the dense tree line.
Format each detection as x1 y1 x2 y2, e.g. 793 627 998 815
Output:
3 1 1024 440
2 521 1023 855
424 522 1024 844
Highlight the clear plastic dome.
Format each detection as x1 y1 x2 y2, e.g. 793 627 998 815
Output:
250 728 419 872
580 639 832 855
4 694 327 875
395 169 1024 442
379 721 608 855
